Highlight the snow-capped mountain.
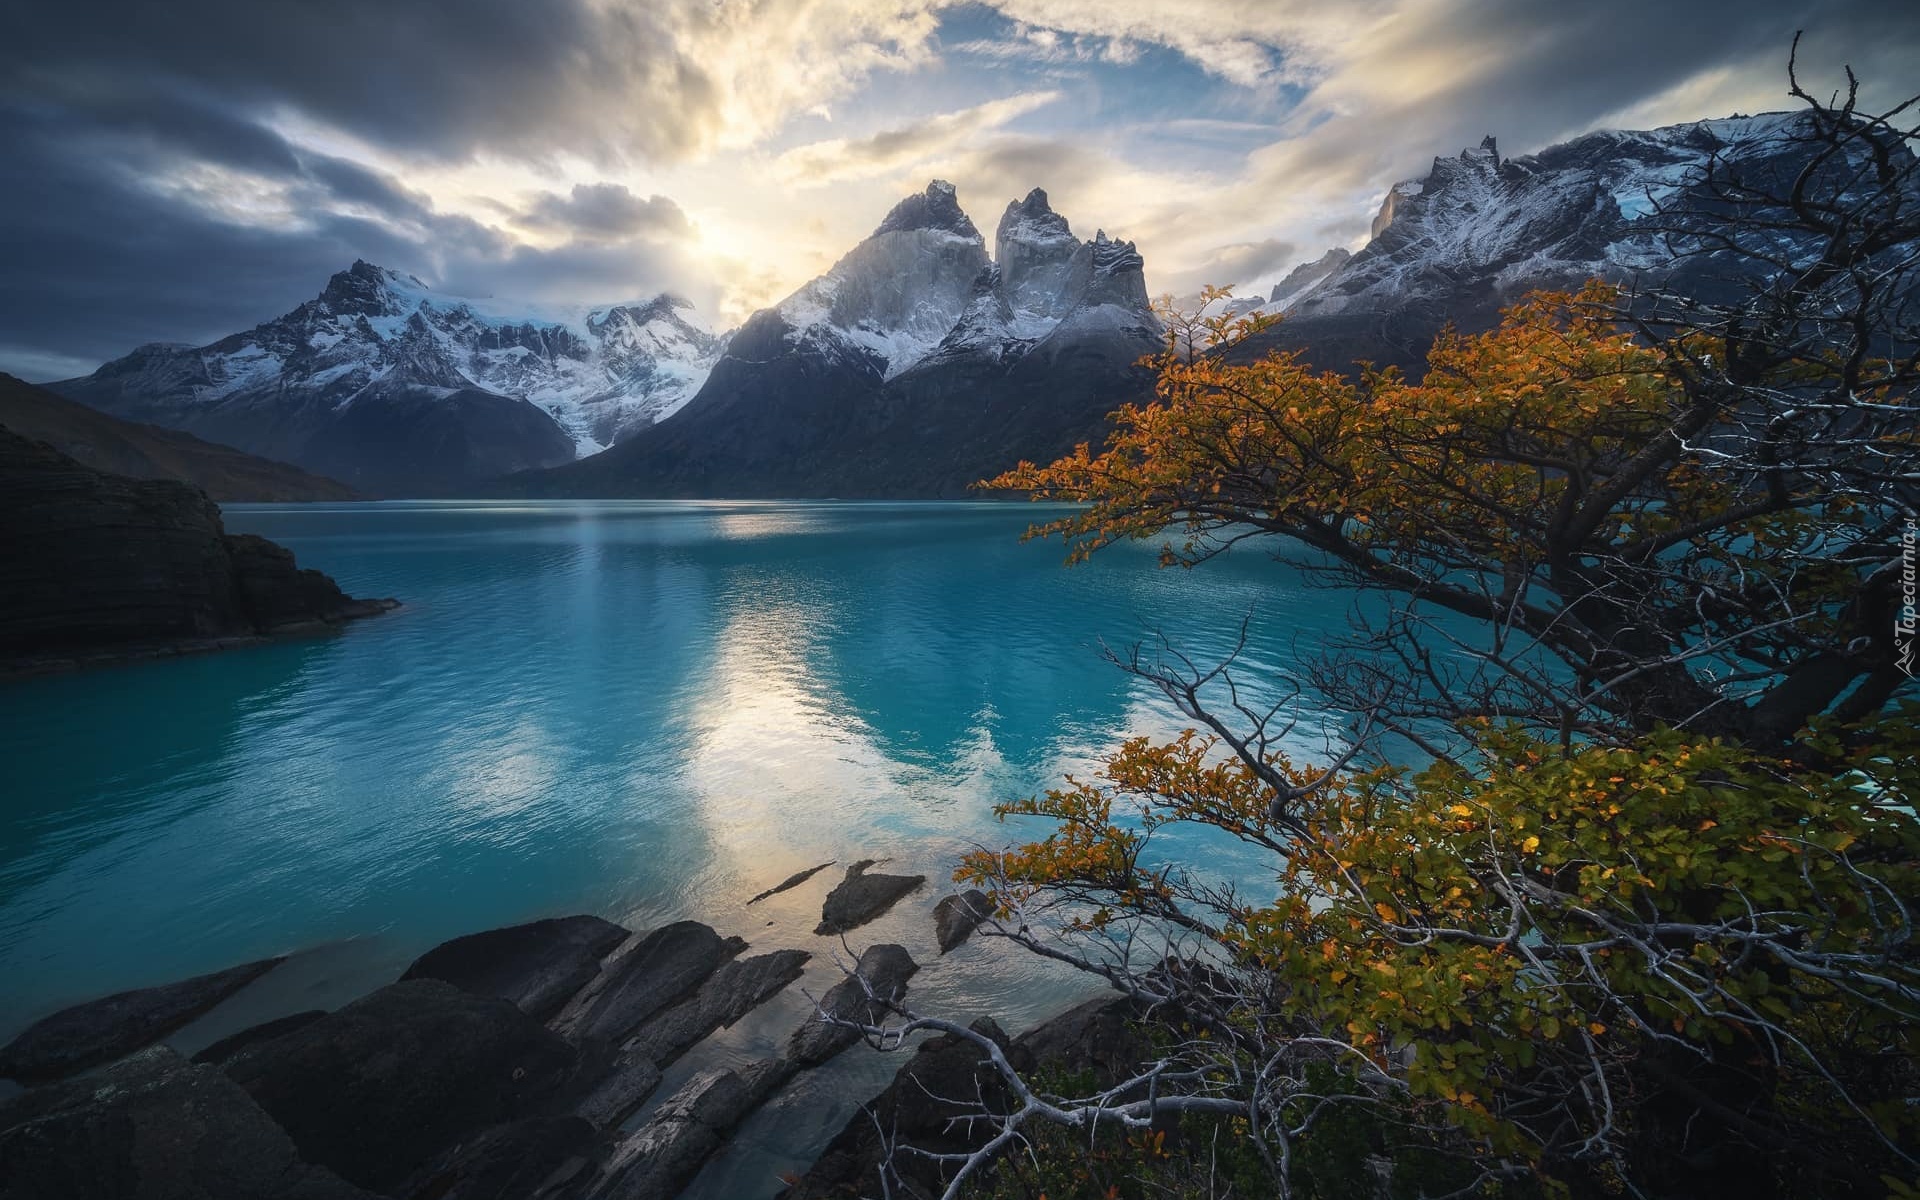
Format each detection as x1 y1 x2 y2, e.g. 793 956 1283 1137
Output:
522 183 1164 498
1267 248 1352 311
54 263 723 492
1277 113 1823 361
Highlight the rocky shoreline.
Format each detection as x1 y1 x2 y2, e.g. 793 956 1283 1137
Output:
0 424 398 680
0 862 1094 1200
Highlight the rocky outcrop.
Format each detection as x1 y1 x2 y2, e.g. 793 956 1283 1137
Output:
549 920 747 1045
0 373 358 501
0 427 395 673
933 890 991 953
192 1009 330 1067
0 1046 378 1200
396 1116 600 1200
788 944 919 1068
402 914 630 1021
222 979 583 1194
629 949 812 1066
815 861 926 936
0 956 283 1084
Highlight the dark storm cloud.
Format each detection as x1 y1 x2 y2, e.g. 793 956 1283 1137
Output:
0 97 704 379
1 0 717 165
521 185 695 242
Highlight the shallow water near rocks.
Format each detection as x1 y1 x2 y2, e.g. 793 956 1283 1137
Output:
0 499 1346 1195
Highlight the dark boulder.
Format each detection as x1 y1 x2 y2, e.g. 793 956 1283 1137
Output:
932 890 991 953
222 979 581 1193
0 956 283 1084
548 921 745 1045
402 915 629 1021
0 1045 376 1199
787 944 918 1068
191 1009 328 1067
815 861 925 936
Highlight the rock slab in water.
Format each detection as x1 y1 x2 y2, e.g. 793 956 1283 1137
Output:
589 1060 791 1199
630 948 812 1067
747 861 836 905
549 920 746 1045
0 1045 377 1199
933 889 992 953
814 861 926 936
0 955 284 1083
222 978 580 1193
402 914 630 1020
788 943 919 1067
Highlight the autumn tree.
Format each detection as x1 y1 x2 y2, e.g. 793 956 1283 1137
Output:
822 50 1920 1200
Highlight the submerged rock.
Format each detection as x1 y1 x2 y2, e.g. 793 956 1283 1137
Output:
548 921 746 1045
222 979 581 1193
402 914 629 1020
788 944 919 1068
0 955 283 1084
933 889 992 953
815 861 926 936
747 861 836 905
0 1045 376 1199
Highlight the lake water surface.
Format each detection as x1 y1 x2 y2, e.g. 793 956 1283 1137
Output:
0 500 1347 1196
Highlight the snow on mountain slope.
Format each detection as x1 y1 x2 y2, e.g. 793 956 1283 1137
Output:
1294 112 1818 319
66 262 722 457
773 179 990 379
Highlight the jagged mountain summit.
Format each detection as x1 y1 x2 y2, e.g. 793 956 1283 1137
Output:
1265 111 1827 369
517 182 1164 498
52 263 723 493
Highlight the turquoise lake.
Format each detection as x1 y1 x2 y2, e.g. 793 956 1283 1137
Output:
0 500 1350 1196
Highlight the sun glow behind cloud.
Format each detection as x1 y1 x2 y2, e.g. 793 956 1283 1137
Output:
1 0 1915 375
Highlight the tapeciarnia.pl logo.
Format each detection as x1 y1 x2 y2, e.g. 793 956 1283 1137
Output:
1899 516 1917 678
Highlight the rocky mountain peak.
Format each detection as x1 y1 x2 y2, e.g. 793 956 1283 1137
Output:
872 179 979 240
317 260 414 318
995 188 1079 321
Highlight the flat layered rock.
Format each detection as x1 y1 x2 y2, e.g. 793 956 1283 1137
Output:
815 861 925 936
788 943 919 1067
549 921 745 1045
933 889 991 953
223 979 581 1194
0 1045 376 1199
629 948 812 1067
588 1061 792 1200
0 955 283 1083
402 914 629 1020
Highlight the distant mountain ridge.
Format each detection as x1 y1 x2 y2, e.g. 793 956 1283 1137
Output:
51 264 723 494
1258 111 1828 370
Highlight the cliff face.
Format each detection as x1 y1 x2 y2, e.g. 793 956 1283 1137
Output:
0 427 393 668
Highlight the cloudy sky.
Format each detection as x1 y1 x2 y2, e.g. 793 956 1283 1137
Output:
3 0 1915 380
